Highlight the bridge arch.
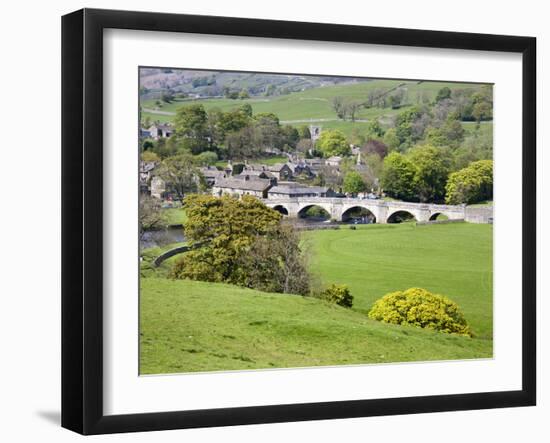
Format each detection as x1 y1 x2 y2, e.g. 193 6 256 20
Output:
298 204 332 221
341 206 377 223
387 209 416 224
429 212 449 221
271 204 289 216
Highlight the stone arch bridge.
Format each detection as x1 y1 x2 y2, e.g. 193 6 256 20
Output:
264 197 471 224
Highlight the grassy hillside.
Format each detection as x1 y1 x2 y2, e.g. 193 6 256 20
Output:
141 79 485 125
140 277 491 374
140 223 493 374
306 223 493 339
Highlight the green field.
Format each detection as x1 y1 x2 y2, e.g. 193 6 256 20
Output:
214 155 288 168
140 222 493 374
141 79 486 129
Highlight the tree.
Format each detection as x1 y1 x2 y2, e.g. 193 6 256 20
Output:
345 101 362 121
383 128 401 152
381 152 417 200
239 103 253 117
435 86 452 103
331 96 346 119
296 138 314 156
298 125 311 139
408 145 451 202
155 153 203 201
316 130 350 157
343 171 367 194
236 221 311 295
361 139 388 158
141 150 160 162
472 101 492 125
225 125 262 160
238 88 250 99
174 104 209 154
195 151 218 166
366 119 385 139
171 195 282 284
445 160 493 204
139 195 167 239
160 89 175 103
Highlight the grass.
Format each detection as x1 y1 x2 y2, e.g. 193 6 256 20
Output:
141 80 486 125
163 207 187 226
305 223 493 339
140 222 493 374
140 277 491 374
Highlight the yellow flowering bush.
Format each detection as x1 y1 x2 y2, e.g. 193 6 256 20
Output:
368 288 472 337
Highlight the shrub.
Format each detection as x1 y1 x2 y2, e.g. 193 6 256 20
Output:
368 288 472 336
321 284 353 308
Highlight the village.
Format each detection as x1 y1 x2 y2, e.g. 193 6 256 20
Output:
139 122 380 215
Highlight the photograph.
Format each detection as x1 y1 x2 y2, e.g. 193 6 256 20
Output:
138 67 494 375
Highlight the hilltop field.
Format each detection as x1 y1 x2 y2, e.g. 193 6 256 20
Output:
140 78 492 138
140 222 493 374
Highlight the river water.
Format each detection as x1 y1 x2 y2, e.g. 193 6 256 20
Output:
140 227 185 249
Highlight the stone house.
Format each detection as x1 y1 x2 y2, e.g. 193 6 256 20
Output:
285 161 314 179
212 175 273 199
267 183 334 199
150 176 166 199
148 123 174 140
244 163 293 181
199 166 227 187
237 169 277 184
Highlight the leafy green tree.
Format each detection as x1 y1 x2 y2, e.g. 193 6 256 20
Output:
160 89 175 103
366 119 385 139
298 125 311 139
141 151 160 162
195 151 218 166
171 195 282 284
139 195 167 239
238 88 250 99
239 103 253 117
424 118 464 148
409 145 451 202
383 128 401 152
445 160 493 204
343 171 367 194
280 125 300 150
236 221 311 295
435 86 452 103
174 104 209 154
316 130 350 157
155 153 204 200
394 106 426 147
381 152 417 200
225 125 262 160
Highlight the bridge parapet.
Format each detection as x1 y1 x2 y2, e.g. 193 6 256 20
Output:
264 197 469 223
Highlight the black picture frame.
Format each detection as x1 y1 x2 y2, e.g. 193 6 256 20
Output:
62 8 536 435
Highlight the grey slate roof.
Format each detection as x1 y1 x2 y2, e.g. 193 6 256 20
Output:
214 176 272 192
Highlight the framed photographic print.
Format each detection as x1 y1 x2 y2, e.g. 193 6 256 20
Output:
61 8 536 435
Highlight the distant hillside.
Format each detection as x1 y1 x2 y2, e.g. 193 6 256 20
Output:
140 78 491 138
139 68 371 99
